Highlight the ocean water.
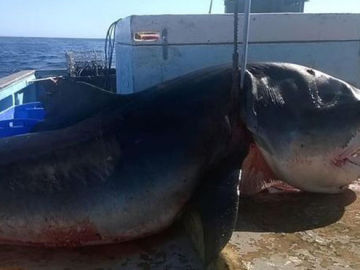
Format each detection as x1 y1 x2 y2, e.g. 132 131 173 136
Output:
0 37 105 78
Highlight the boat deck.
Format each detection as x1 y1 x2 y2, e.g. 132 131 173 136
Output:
224 182 360 270
0 184 358 270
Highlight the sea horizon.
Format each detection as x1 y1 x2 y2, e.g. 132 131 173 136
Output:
0 35 105 40
0 37 105 78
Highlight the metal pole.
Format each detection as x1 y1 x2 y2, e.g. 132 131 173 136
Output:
240 0 251 89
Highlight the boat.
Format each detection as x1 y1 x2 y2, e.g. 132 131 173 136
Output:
0 50 117 138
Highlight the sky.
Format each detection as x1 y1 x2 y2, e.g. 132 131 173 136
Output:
0 0 359 38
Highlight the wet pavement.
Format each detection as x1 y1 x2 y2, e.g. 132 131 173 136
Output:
0 184 359 270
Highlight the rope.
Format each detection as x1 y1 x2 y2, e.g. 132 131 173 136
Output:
209 0 214 14
232 0 239 73
231 0 252 125
231 0 240 114
104 19 122 90
240 0 252 89
231 0 252 102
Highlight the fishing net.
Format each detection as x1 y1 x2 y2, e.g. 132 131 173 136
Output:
65 50 105 77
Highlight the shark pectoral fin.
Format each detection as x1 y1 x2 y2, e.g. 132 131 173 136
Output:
240 143 299 196
183 166 240 266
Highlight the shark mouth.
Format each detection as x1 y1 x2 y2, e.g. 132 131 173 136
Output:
329 128 360 169
332 146 360 169
330 143 360 191
348 148 360 167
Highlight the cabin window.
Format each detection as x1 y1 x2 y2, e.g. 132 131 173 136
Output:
0 96 13 112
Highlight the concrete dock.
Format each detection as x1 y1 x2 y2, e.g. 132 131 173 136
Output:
0 184 359 270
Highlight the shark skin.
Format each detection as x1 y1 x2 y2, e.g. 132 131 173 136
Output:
0 67 250 265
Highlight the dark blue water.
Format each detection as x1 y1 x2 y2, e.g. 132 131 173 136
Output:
0 37 105 78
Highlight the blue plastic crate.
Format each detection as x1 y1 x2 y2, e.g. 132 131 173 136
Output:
14 102 46 120
0 119 41 138
0 102 45 121
0 102 46 138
